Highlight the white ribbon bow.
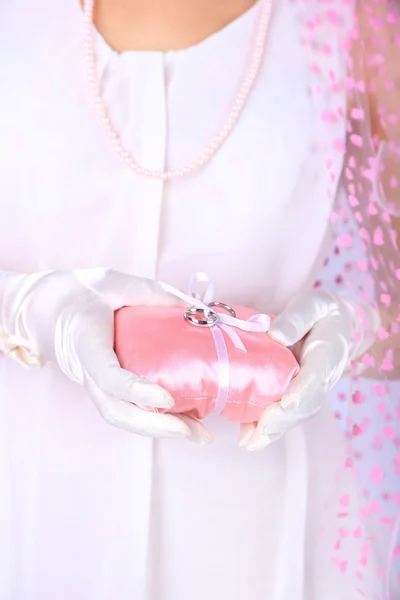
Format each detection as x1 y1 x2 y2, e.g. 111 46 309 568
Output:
162 273 271 415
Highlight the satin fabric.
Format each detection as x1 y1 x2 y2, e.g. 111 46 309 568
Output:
115 304 299 423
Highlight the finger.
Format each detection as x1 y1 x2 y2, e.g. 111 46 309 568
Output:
75 315 175 409
83 344 174 409
238 422 257 447
278 365 325 412
254 313 350 442
259 384 326 436
263 318 350 428
245 388 324 451
258 342 331 436
178 414 214 445
287 318 350 394
245 426 284 452
268 291 339 347
85 376 191 439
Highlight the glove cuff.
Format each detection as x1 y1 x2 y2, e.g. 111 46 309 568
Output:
0 270 53 368
341 298 381 372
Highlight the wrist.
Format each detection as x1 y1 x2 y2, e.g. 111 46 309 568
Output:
0 270 54 367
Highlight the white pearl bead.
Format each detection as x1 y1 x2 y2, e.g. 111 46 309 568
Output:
84 0 272 180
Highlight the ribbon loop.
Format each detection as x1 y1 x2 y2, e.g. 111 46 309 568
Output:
161 273 271 415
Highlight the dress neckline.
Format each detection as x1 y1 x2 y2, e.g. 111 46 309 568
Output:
76 0 262 59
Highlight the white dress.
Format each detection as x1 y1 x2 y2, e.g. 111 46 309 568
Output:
0 1 379 599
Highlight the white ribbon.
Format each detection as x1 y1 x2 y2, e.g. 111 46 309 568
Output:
161 273 271 415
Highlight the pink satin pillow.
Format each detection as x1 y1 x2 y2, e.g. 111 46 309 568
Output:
114 303 299 424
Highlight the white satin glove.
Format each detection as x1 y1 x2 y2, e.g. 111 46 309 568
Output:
0 268 212 442
239 290 380 451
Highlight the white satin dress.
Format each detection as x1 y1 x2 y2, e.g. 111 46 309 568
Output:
0 0 379 599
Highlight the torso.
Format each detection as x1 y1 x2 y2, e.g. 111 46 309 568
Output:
0 0 344 313
0 2 366 599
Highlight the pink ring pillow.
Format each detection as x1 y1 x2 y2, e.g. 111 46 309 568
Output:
114 276 299 424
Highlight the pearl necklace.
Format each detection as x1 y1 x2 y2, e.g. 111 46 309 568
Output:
83 0 272 180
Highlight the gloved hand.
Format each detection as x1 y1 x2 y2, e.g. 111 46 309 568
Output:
239 290 380 451
0 268 212 443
